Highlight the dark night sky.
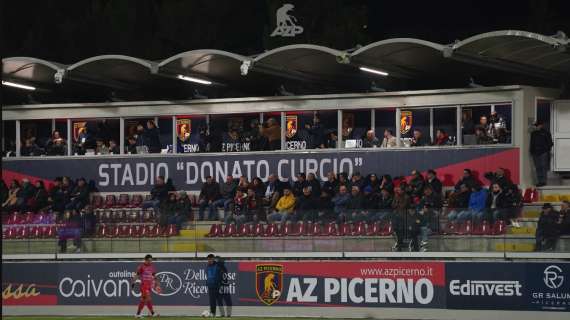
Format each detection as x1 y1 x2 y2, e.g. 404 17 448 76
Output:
2 0 569 63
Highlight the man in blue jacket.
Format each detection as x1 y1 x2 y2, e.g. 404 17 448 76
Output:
206 253 222 316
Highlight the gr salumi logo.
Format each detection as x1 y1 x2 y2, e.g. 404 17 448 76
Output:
271 4 303 37
531 264 569 310
543 265 564 289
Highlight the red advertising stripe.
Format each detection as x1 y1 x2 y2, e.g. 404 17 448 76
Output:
2 294 57 305
240 261 445 286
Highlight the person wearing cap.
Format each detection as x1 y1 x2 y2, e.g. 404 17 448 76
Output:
530 120 554 187
206 254 222 316
535 203 560 251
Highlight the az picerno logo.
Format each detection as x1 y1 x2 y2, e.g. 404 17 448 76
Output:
543 265 564 289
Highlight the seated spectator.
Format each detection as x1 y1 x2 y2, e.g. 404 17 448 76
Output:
376 188 393 221
411 129 429 147
475 126 494 145
109 139 119 154
126 136 138 154
246 188 265 222
535 203 560 251
2 180 21 212
259 118 281 151
485 183 511 222
225 189 249 226
172 191 191 228
166 178 176 192
363 130 380 148
30 180 49 212
433 129 449 146
237 176 250 192
244 119 265 151
454 169 480 192
322 172 338 197
267 188 296 223
17 178 36 211
337 173 351 193
212 175 237 220
425 170 442 195
559 201 570 236
325 131 338 148
251 177 266 197
316 190 334 222
142 176 169 215
21 138 43 156
66 178 90 211
479 115 489 132
159 193 178 226
361 185 378 222
46 131 67 156
341 186 365 223
380 174 394 194
296 187 318 222
447 184 472 221
263 174 288 210
48 178 65 213
391 186 412 251
292 173 308 197
95 138 109 155
198 176 221 220
351 172 365 190
58 210 82 253
306 173 321 196
408 170 425 199
484 168 512 191
381 129 397 148
0 180 8 205
365 173 381 194
419 186 442 210
80 205 96 236
331 185 350 219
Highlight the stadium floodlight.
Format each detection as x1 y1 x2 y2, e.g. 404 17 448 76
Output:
359 66 389 76
2 80 36 91
176 75 212 85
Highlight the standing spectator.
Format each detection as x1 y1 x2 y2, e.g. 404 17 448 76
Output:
433 129 449 146
559 201 570 236
259 118 281 151
535 203 560 251
375 188 393 221
342 186 365 223
145 120 162 153
447 184 472 222
212 176 237 220
411 129 429 147
198 176 221 220
74 126 90 155
484 168 513 191
381 129 397 148
454 169 480 192
322 172 338 197
488 111 507 141
296 187 318 222
267 188 296 223
251 177 266 197
142 176 169 215
306 173 321 197
363 130 380 148
426 170 442 195
461 111 474 135
66 178 90 211
331 185 350 220
305 115 325 149
530 120 553 187
244 119 264 151
0 180 8 205
475 126 493 144
58 210 82 253
391 186 411 251
408 170 425 199
479 116 489 132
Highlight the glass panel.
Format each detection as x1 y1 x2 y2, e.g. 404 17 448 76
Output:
209 113 260 152
433 107 457 146
157 117 173 152
2 120 16 157
342 109 370 148
493 104 512 144
461 105 491 145
71 119 120 155
285 110 337 150
401 109 430 147
174 115 207 153
261 112 282 151
124 118 162 154
19 120 50 156
374 108 396 148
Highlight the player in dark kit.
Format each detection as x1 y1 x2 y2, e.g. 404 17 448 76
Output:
132 254 160 318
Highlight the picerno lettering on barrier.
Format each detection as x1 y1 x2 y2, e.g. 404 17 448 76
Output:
449 280 522 297
286 277 434 305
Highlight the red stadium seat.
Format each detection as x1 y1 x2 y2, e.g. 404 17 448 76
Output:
164 224 178 237
130 194 144 208
5 227 18 239
252 223 265 237
442 221 459 235
351 221 366 236
43 225 57 238
471 220 490 235
338 223 351 236
523 188 539 203
457 220 473 235
235 223 251 237
22 212 35 224
206 224 222 237
104 195 117 209
301 221 312 236
6 212 21 225
323 222 338 236
118 225 130 238
491 220 506 235
91 195 104 209
306 222 322 236
29 226 41 238
263 224 278 237
117 194 130 207
288 221 303 236
148 224 162 238
15 226 28 239
138 225 151 238
378 221 393 236
106 225 120 238
366 222 380 236
223 224 236 237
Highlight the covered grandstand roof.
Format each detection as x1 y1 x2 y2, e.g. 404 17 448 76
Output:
2 30 569 103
